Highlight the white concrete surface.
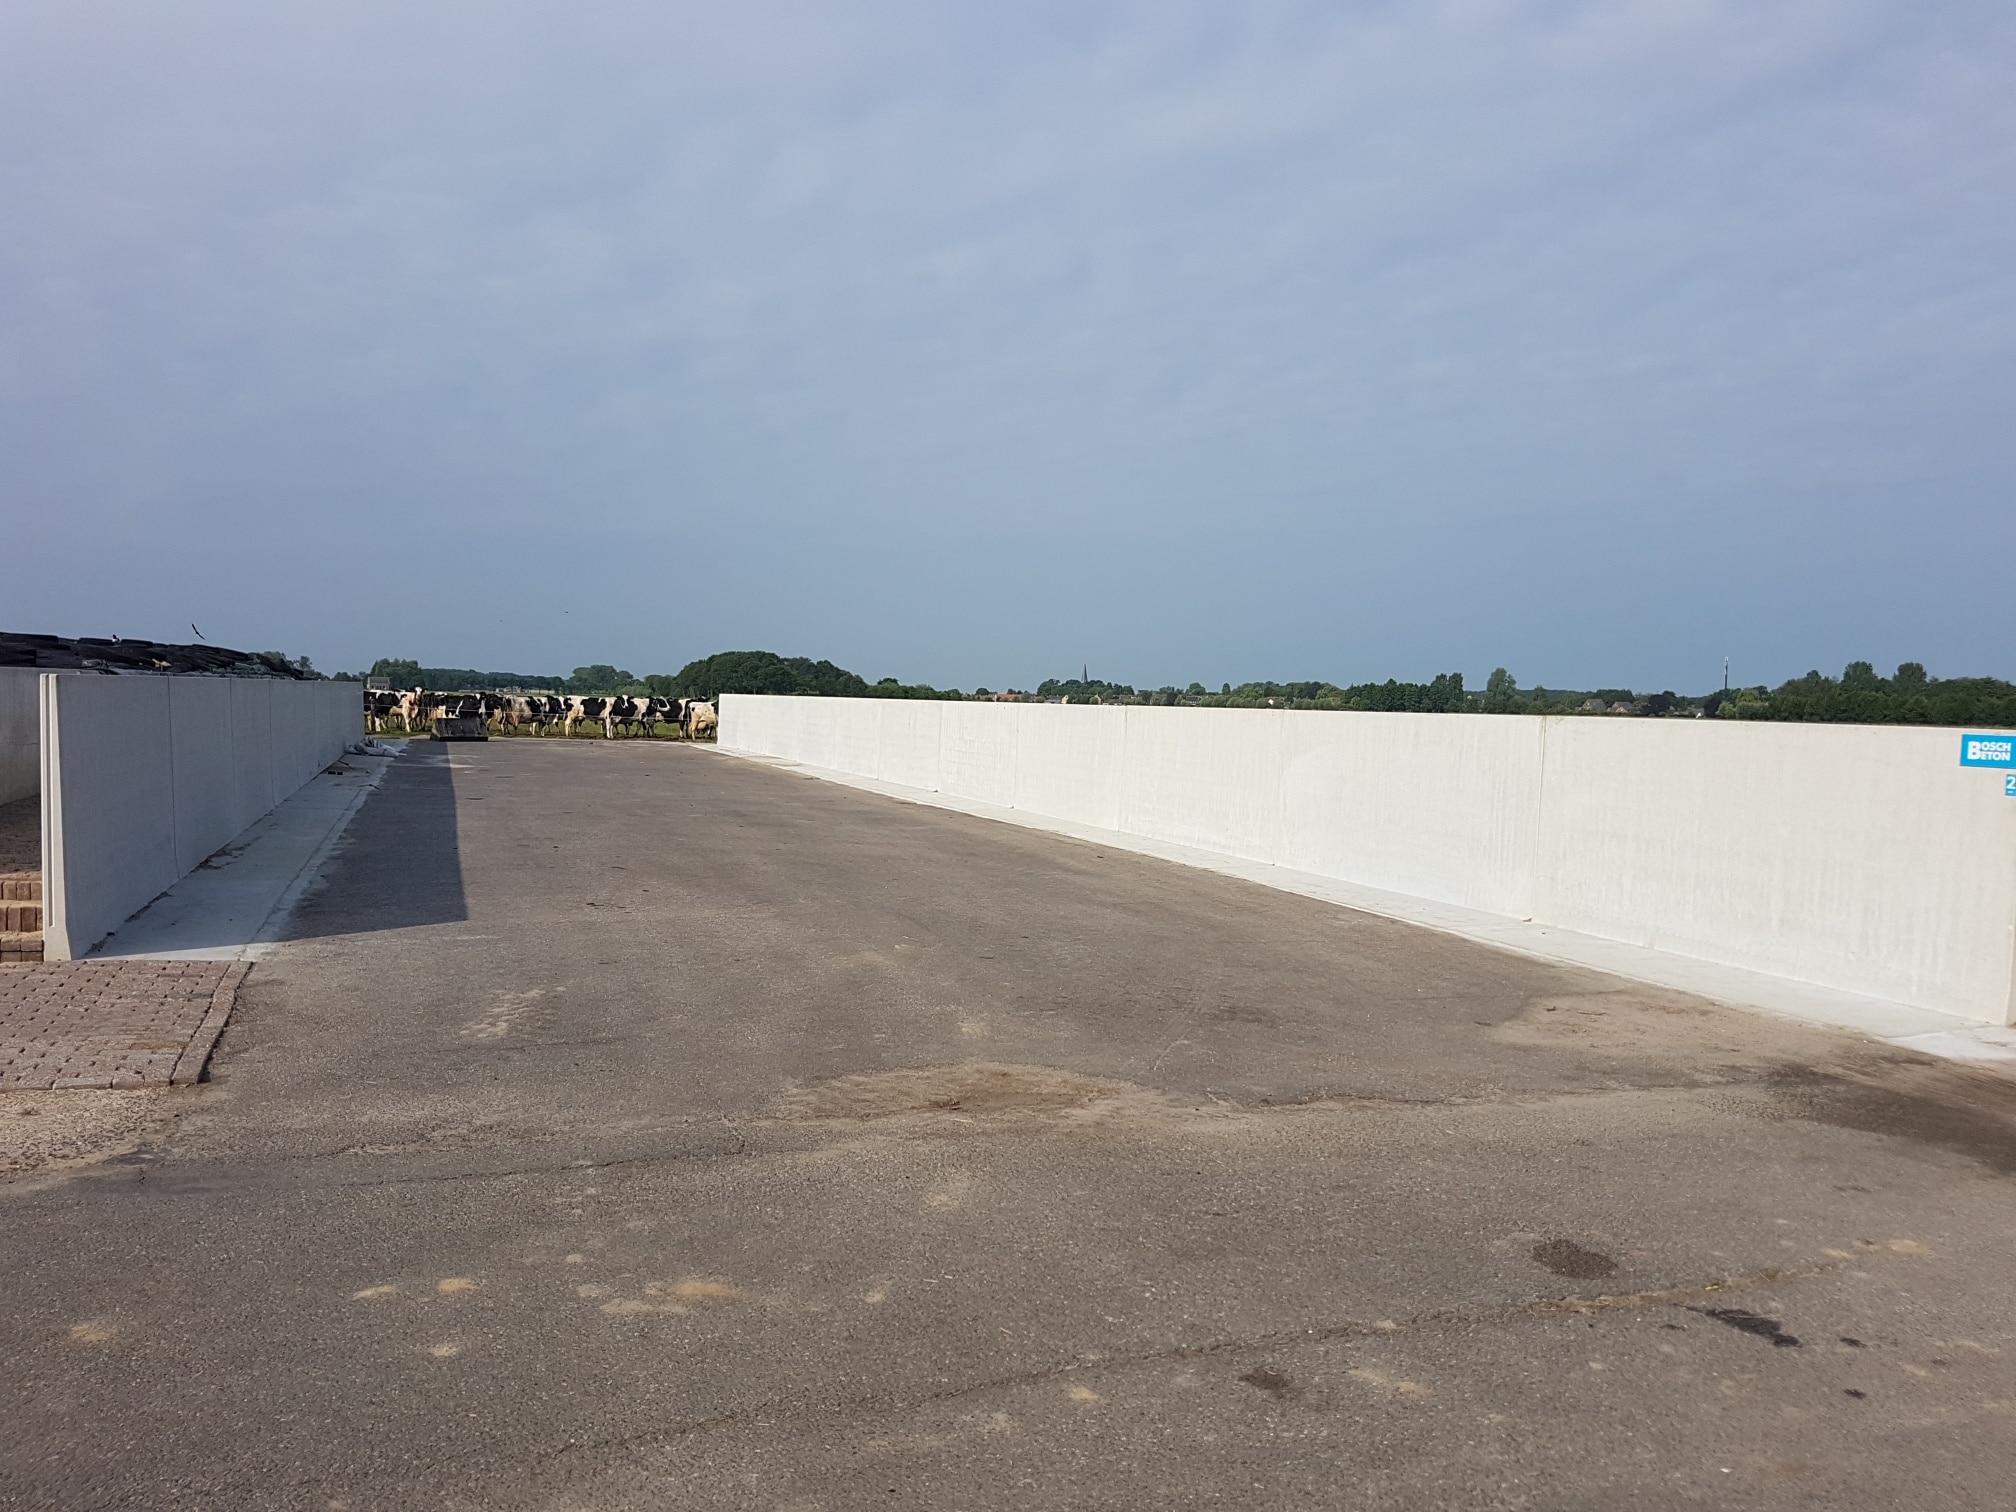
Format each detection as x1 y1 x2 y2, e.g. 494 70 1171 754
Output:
40 675 364 959
93 745 401 962
0 668 42 806
720 697 2016 1030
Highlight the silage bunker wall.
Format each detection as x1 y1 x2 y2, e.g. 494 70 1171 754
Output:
721 695 2016 1026
39 675 362 959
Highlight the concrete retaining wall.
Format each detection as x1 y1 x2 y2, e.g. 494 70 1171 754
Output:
721 696 2016 1026
0 668 41 806
40 675 361 959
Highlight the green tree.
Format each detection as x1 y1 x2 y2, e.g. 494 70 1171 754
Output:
1716 661 2016 727
871 677 963 701
667 651 870 700
1036 676 1138 701
1481 667 1518 713
568 665 635 693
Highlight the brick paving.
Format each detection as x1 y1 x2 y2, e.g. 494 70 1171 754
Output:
0 960 249 1089
0 797 39 964
0 872 39 964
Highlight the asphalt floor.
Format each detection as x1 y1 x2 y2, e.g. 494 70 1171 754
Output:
4 737 2015 1510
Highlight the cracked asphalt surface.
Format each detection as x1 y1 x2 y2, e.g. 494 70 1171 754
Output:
5 738 2016 1509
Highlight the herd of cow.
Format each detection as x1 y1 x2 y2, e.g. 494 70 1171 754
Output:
364 689 718 740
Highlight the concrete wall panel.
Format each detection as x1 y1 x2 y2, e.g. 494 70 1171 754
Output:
167 676 238 875
42 675 180 959
0 668 42 806
939 704 1018 807
1277 712 1545 918
1530 719 2016 1015
233 679 281 822
1117 706 1287 864
1010 704 1128 832
721 695 2016 1024
42 676 361 959
876 701 945 792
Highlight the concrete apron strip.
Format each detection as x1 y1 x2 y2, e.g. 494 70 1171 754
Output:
714 747 2016 1065
89 745 405 962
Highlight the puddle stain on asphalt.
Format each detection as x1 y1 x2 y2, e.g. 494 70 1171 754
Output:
1690 1306 1802 1347
1765 1064 2016 1175
1530 1238 1618 1279
1239 1367 1300 1400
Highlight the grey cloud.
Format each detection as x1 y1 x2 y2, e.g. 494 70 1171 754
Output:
2 0 2011 688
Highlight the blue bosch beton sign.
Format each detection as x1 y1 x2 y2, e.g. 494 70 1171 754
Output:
1959 733 2016 769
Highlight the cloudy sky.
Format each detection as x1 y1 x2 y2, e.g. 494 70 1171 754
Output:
4 1 2010 691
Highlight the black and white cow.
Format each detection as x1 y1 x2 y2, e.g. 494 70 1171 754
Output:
364 689 404 733
563 696 617 739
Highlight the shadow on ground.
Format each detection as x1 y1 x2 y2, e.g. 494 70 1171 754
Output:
280 744 467 940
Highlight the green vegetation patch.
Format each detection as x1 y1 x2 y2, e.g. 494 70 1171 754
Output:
347 651 2016 730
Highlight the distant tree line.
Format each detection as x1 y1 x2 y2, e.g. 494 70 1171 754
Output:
359 659 571 692
1710 662 2016 727
1033 674 1473 712
354 650 960 701
352 652 2016 729
647 651 962 700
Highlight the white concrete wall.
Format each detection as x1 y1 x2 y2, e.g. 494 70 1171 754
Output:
0 668 42 806
40 675 362 959
722 696 2016 1026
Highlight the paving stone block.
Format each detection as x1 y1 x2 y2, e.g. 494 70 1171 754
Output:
0 960 247 1089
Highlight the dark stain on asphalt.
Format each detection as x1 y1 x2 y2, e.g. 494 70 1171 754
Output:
1531 1238 1618 1279
1766 1062 2016 1175
1239 1367 1299 1399
1690 1306 1801 1347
